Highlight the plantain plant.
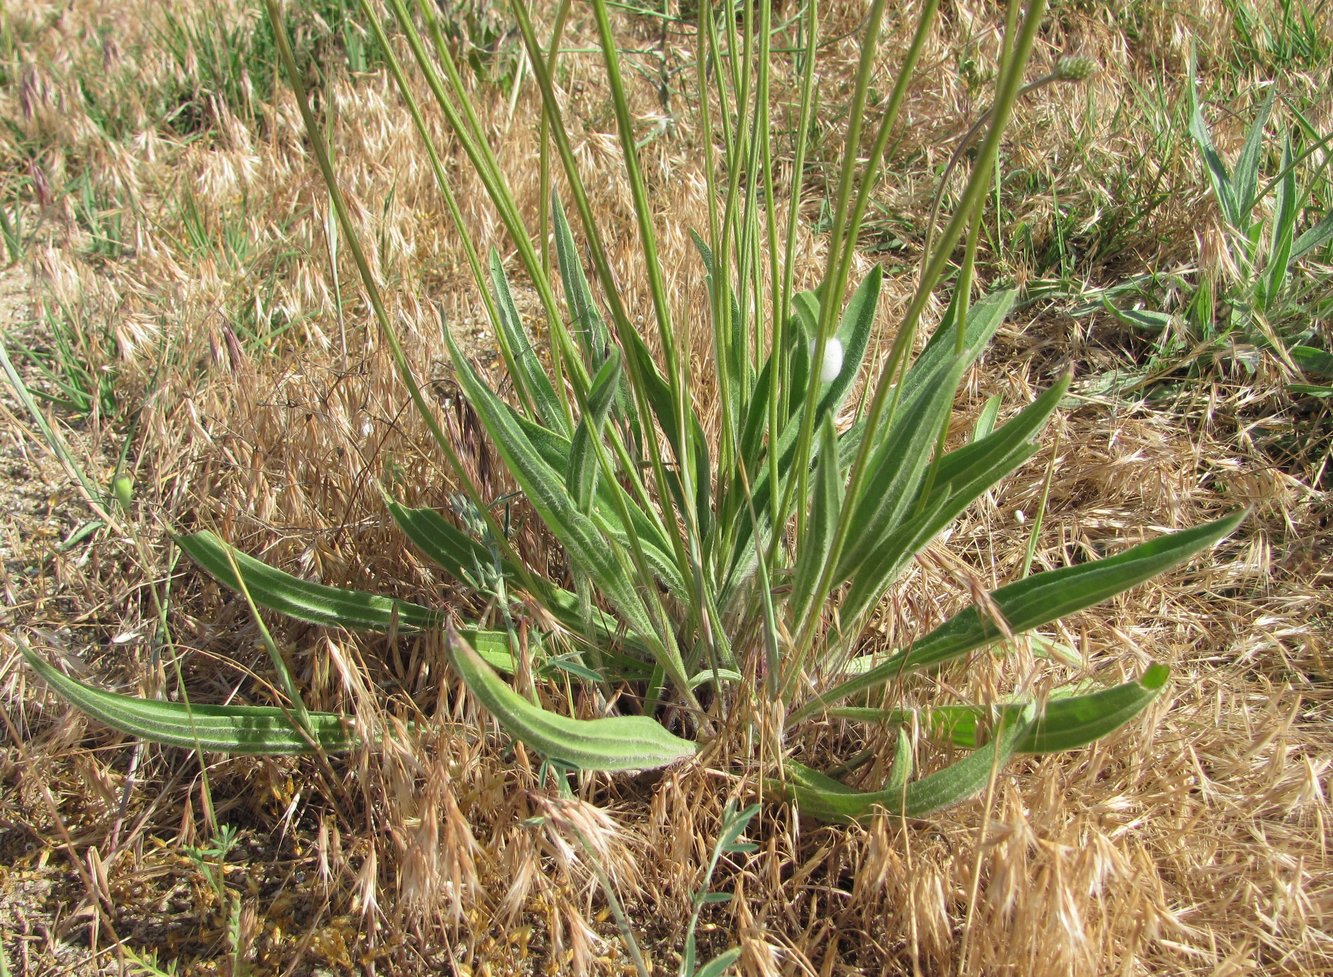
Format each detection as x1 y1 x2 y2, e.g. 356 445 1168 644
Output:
20 0 1244 820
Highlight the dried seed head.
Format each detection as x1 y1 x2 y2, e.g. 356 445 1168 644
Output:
1053 56 1098 83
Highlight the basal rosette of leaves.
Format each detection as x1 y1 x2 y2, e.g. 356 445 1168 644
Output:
21 0 1244 821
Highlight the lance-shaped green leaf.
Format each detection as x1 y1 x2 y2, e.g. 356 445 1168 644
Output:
839 485 957 624
835 355 969 582
829 664 1170 753
445 625 696 772
839 373 1072 621
489 250 567 432
833 288 1017 470
443 321 692 692
552 193 611 368
781 706 1033 821
796 510 1245 721
504 398 686 598
19 638 356 755
178 530 440 631
727 270 880 554
1259 135 1296 312
177 529 516 673
790 415 843 621
385 497 498 587
567 346 622 512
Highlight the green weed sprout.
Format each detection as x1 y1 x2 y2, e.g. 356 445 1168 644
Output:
20 0 1244 821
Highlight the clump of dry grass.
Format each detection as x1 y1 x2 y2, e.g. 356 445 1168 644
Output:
2 2 1331 975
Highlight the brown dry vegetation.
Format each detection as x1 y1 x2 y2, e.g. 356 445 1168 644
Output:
1 1 1330 975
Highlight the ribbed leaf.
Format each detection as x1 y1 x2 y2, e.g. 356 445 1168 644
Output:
839 485 956 624
1260 135 1296 311
508 386 687 599
1291 210 1333 261
489 250 566 432
837 372 1071 619
1189 58 1239 228
19 639 355 755
552 193 612 368
177 530 439 631
782 706 1032 821
445 626 695 772
790 415 843 620
801 511 1244 718
566 347 622 512
1232 90 1275 216
177 529 516 673
830 664 1170 753
444 322 691 691
385 497 496 586
836 356 968 581
726 270 880 567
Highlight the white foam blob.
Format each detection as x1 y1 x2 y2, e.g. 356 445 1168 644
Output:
809 337 844 383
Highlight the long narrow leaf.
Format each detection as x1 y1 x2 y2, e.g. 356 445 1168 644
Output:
782 706 1032 821
830 664 1170 753
489 251 567 432
20 639 355 755
797 511 1244 720
445 626 695 772
567 347 622 512
177 529 516 672
443 321 692 691
177 530 440 631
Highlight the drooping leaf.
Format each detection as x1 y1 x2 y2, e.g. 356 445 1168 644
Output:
444 626 696 772
19 638 355 755
801 511 1245 718
782 706 1032 821
830 664 1171 753
177 529 516 673
177 530 439 631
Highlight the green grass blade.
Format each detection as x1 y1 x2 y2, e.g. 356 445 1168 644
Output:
445 626 695 772
782 706 1032 821
797 511 1245 720
19 638 355 755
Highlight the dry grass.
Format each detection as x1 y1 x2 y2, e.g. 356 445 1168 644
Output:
2 1 1331 974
